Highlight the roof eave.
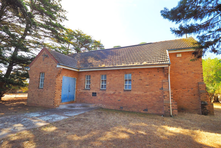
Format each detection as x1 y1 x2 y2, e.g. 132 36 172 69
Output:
79 63 170 71
56 63 170 72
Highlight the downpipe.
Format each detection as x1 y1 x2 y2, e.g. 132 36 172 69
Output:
168 65 173 117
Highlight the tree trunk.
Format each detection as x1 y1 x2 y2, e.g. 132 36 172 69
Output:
0 92 5 101
2 22 30 98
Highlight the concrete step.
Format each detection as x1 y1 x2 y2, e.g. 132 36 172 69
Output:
57 103 97 109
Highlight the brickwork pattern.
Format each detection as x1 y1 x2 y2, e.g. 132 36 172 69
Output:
76 68 167 115
198 82 214 115
170 52 203 114
27 51 60 107
162 79 178 116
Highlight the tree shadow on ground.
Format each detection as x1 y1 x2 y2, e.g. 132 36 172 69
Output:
0 98 47 117
1 105 221 148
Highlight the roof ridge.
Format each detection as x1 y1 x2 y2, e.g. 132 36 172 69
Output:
70 37 195 56
150 37 195 44
49 49 76 60
70 43 153 56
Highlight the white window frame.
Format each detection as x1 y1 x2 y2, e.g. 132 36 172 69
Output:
85 75 91 89
39 72 45 89
124 74 132 90
100 75 106 89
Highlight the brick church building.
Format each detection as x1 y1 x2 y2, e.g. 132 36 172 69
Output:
27 37 214 116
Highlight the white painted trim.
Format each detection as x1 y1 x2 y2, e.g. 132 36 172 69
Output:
168 49 195 53
79 65 169 72
166 50 171 64
57 64 169 72
57 65 79 71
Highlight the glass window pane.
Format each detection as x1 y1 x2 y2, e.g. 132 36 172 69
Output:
128 85 131 90
125 85 128 89
129 80 131 85
39 73 45 88
86 75 90 80
125 74 127 79
128 74 131 79
103 85 106 89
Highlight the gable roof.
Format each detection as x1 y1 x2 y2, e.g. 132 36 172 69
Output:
69 37 196 69
33 37 197 70
48 50 78 69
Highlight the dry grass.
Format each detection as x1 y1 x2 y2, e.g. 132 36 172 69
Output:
1 103 221 148
0 96 47 117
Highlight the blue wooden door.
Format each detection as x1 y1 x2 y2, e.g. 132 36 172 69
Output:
61 76 76 103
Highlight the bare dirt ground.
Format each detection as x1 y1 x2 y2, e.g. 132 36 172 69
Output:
0 98 221 148
0 95 47 117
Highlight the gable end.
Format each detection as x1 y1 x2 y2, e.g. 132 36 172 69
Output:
29 48 59 67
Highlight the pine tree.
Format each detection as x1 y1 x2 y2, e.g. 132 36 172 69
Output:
161 0 221 57
0 0 67 99
54 29 104 54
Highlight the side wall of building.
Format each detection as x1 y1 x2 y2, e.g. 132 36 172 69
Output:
76 68 167 115
169 51 203 113
28 51 60 107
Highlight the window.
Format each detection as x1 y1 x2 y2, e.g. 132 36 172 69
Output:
176 53 182 57
100 75 106 89
39 72 45 89
124 74 131 90
85 75 91 89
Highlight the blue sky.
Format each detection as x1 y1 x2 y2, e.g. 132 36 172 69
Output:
61 0 220 59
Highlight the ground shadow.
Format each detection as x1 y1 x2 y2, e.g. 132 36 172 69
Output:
0 97 47 117
1 105 221 148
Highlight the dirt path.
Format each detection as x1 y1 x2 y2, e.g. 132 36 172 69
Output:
0 103 221 148
0 98 97 139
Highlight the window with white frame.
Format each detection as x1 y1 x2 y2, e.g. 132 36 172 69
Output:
85 75 91 89
39 72 45 89
100 75 106 89
124 74 131 90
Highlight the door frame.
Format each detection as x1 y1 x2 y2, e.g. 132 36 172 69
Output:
61 76 77 103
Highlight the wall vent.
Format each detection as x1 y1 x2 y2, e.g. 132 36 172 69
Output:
92 92 96 96
176 53 182 57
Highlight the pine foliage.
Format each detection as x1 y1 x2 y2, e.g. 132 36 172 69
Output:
161 0 221 57
53 29 104 55
0 0 67 98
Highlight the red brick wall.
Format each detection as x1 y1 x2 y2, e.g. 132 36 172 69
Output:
169 52 203 113
54 69 78 107
28 51 60 107
76 68 167 115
